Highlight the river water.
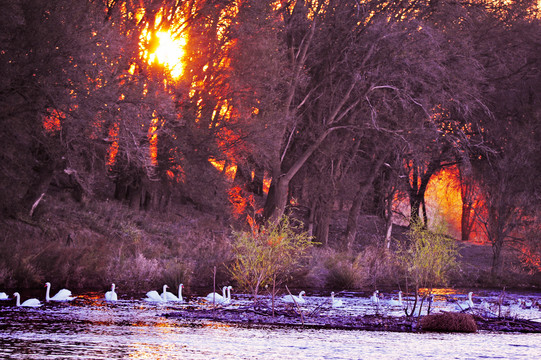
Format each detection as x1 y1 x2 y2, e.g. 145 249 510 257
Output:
1 290 540 359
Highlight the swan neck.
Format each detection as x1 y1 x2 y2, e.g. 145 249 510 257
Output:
178 285 183 299
15 293 20 306
45 283 50 301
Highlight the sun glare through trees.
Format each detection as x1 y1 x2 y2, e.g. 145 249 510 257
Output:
146 30 186 79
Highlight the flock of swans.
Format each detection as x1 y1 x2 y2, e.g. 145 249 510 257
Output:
2 283 539 321
0 282 232 307
1 282 75 307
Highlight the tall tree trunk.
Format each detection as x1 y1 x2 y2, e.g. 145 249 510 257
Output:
460 174 476 241
461 199 474 241
263 128 336 222
406 158 440 226
383 185 395 250
491 237 504 278
343 156 386 249
344 186 365 250
313 195 332 246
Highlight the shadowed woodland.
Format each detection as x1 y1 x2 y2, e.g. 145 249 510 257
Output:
1 0 540 292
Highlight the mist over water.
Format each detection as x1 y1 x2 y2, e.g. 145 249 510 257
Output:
1 290 540 359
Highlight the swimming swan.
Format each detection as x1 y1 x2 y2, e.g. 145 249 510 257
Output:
388 291 403 307
331 292 343 308
145 285 169 302
13 292 42 307
0 292 8 300
226 286 233 304
205 286 228 304
105 283 118 302
45 282 75 302
456 292 474 311
370 290 380 305
283 290 306 305
164 284 184 302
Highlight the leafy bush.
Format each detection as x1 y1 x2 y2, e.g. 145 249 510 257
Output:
398 220 459 316
229 215 313 298
325 255 362 289
399 220 459 291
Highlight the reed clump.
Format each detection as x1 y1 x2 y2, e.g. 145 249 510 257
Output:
420 312 478 333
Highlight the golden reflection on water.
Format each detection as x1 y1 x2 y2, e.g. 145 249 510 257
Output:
419 288 460 296
124 317 233 358
201 321 232 330
126 317 197 359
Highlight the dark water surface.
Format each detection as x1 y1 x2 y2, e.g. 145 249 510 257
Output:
1 290 540 359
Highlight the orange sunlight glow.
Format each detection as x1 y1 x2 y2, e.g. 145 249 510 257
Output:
209 158 237 180
148 30 187 79
138 6 187 81
425 167 463 239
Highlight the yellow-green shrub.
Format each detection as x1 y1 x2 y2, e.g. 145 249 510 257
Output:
229 215 313 298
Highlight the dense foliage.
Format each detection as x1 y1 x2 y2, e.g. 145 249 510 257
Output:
1 0 540 286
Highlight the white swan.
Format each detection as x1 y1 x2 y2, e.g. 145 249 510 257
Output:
164 284 184 302
388 291 403 307
331 292 343 308
144 285 168 302
45 282 75 302
370 290 380 305
205 286 228 304
144 290 163 302
0 292 8 300
226 286 233 304
13 292 42 307
105 283 118 302
456 291 474 311
283 290 306 305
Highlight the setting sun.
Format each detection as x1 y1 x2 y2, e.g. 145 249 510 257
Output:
148 30 186 79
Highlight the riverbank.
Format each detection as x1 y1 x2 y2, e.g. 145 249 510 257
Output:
1 195 540 291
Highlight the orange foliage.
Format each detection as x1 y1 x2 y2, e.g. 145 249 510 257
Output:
519 245 541 273
148 112 159 166
42 108 64 133
106 123 119 166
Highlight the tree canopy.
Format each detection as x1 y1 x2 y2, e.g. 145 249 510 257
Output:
1 0 540 276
